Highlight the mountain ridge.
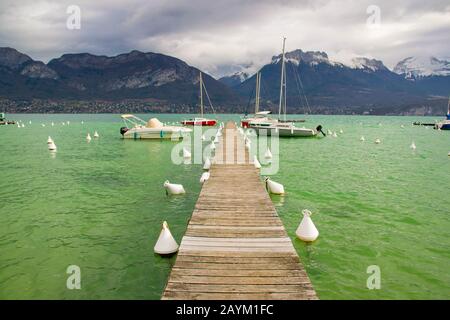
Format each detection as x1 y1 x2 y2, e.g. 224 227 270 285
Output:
0 47 449 115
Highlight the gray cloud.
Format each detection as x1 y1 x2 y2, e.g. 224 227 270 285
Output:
0 0 449 77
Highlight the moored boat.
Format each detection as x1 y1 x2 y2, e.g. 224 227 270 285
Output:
0 112 16 125
181 72 217 126
434 97 450 130
120 115 192 139
249 38 323 137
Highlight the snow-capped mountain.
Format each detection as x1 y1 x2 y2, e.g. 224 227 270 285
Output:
348 57 389 72
218 71 249 87
270 49 389 72
271 49 332 66
394 56 450 79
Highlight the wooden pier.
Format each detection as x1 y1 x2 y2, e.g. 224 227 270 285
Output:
162 122 317 300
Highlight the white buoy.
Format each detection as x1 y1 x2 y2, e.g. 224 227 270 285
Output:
264 148 273 159
254 156 261 169
203 157 211 170
154 221 179 255
163 180 185 195
200 171 210 184
339 129 344 134
86 133 92 141
296 209 319 242
360 136 365 142
41 124 45 127
93 131 99 138
48 141 57 151
375 138 381 144
410 141 416 150
29 121 31 124
51 122 54 126
265 177 285 195
67 121 70 125
401 124 405 128
21 123 25 128
332 132 337 138
81 121 84 124
182 147 191 159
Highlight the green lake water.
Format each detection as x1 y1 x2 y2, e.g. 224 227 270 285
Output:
0 114 449 299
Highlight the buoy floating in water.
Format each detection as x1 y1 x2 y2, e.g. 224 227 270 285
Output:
375 138 381 144
296 209 319 242
265 177 285 195
163 180 185 195
360 136 365 142
154 221 179 255
264 148 273 159
339 129 344 134
203 157 211 170
47 137 57 151
200 171 210 184
93 131 99 138
86 133 92 141
182 147 191 159
253 156 261 169
410 141 416 150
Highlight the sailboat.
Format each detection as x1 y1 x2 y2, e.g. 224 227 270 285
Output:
249 38 323 137
434 96 450 130
240 71 276 128
181 72 217 126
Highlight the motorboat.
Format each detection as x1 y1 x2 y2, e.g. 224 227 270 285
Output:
0 112 15 125
120 115 192 139
181 72 217 126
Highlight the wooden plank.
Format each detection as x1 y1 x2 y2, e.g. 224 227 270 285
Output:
162 122 317 300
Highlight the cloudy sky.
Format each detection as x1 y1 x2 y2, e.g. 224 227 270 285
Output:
0 0 449 77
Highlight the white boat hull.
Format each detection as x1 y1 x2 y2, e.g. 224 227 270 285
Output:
250 124 317 137
123 127 191 139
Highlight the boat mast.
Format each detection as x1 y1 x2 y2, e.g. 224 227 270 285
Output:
448 95 450 115
200 71 203 117
255 71 261 113
278 37 286 121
